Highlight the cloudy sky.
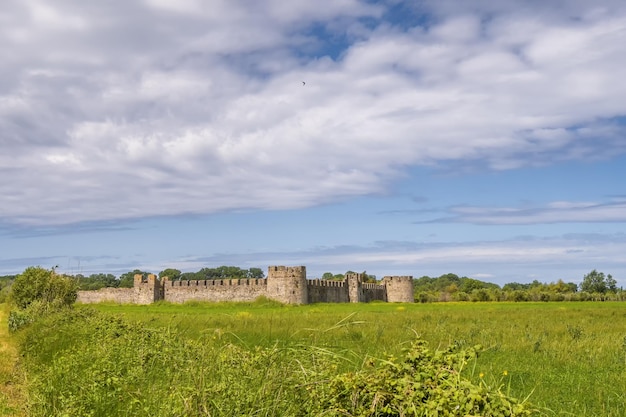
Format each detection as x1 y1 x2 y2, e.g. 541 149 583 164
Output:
2 0 626 286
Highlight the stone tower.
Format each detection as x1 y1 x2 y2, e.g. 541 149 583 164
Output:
266 266 308 304
133 273 163 304
383 276 414 303
346 272 365 303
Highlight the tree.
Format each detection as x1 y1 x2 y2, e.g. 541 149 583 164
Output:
10 266 77 309
549 279 577 294
580 269 608 294
606 274 617 293
118 269 149 288
322 272 334 280
159 268 182 281
247 268 264 279
360 271 377 283
180 272 198 281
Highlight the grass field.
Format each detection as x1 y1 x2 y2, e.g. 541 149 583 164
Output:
0 304 24 417
90 300 626 416
4 300 626 416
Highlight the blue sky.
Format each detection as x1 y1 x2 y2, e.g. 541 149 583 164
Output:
1 0 626 286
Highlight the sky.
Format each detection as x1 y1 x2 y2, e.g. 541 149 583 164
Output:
1 0 626 287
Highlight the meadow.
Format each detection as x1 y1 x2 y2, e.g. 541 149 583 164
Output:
4 300 626 416
92 300 626 416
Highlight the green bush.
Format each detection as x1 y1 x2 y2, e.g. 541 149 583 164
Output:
10 266 77 310
0 283 11 303
309 340 536 416
8 300 58 332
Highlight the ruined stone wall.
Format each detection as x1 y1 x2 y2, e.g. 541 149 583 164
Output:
77 266 414 305
77 287 137 304
163 278 267 303
77 273 162 305
307 279 349 303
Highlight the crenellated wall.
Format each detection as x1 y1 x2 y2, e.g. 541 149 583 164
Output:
307 279 349 303
77 266 414 305
164 278 267 303
76 273 162 304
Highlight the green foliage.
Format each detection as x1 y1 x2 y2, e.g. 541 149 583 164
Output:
580 270 616 294
197 266 248 279
17 308 538 417
118 269 146 288
77 273 119 290
159 268 181 281
410 271 623 303
18 309 315 416
321 270 377 282
0 276 14 303
10 267 77 310
247 267 265 278
309 340 534 416
7 300 54 332
580 270 607 293
169 266 265 281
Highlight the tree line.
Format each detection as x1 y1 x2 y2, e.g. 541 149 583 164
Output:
413 270 624 303
69 266 266 291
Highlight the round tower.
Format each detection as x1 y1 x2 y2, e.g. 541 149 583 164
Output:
266 266 308 304
383 276 414 303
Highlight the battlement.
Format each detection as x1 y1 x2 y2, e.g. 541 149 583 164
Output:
382 275 413 282
166 279 266 287
362 282 385 290
78 266 414 305
307 279 346 288
267 265 306 278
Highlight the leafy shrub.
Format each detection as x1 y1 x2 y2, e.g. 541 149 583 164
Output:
8 308 33 332
10 266 77 310
308 339 535 416
0 283 11 303
471 289 492 302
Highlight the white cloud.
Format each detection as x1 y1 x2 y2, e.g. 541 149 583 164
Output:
436 199 626 225
1 0 626 226
159 234 626 285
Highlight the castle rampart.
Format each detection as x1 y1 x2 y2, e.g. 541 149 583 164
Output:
163 277 267 303
77 266 414 305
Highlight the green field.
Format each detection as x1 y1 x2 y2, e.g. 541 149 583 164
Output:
90 301 626 416
6 300 626 416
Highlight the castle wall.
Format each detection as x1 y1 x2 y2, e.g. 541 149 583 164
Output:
77 266 414 305
361 282 386 302
77 287 137 304
307 279 349 303
164 279 267 303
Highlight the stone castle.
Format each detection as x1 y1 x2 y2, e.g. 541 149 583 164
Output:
77 266 414 305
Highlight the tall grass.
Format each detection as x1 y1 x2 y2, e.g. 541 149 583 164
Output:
92 300 626 416
15 305 536 416
0 304 25 417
